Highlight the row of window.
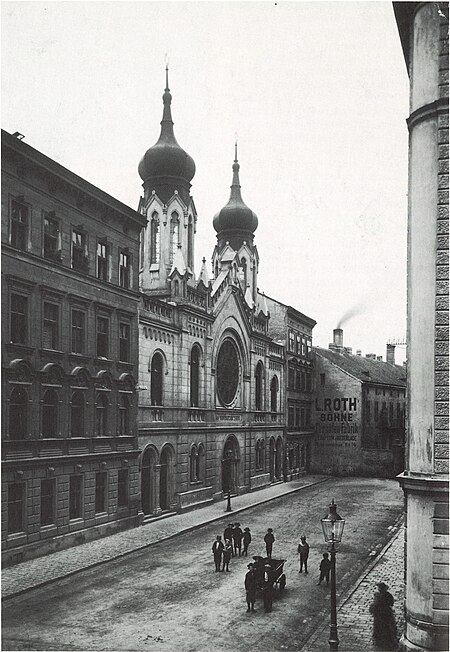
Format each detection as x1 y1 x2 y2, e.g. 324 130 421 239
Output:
288 329 312 357
9 198 133 287
365 400 405 426
7 470 129 535
10 291 133 361
8 386 132 440
288 366 312 392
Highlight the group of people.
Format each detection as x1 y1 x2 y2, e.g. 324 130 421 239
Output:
211 522 254 573
244 557 277 613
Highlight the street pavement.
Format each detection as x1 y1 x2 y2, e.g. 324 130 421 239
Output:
301 525 404 652
2 475 405 652
2 475 331 600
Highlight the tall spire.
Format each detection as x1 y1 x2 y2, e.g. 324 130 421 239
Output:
161 64 175 139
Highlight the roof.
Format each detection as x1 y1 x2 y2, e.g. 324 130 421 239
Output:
2 129 146 227
314 347 407 387
264 293 317 328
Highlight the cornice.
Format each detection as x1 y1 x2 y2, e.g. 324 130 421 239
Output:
407 97 449 131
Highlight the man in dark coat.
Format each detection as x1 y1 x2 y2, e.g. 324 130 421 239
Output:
242 527 252 556
223 523 233 552
297 535 310 574
264 528 275 559
212 535 224 572
244 563 257 612
262 563 274 613
222 539 232 572
369 582 398 650
232 522 243 556
318 552 331 585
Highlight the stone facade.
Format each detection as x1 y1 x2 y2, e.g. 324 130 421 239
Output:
1 129 146 566
394 3 449 650
311 346 406 477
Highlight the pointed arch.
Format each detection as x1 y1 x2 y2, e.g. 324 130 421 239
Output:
270 375 279 412
255 361 264 411
150 211 160 264
170 211 180 263
190 344 201 407
150 352 164 406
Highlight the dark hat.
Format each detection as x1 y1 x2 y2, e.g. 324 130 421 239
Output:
377 582 388 590
244 527 250 531
268 528 273 532
247 563 253 569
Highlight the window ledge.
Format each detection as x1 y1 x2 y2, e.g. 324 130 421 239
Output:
40 524 57 532
6 531 26 541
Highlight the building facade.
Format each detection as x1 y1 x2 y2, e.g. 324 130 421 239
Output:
1 129 146 566
394 3 449 650
311 329 406 477
265 298 316 478
136 73 316 515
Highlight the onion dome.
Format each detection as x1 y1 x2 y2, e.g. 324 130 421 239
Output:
213 143 258 251
138 67 195 203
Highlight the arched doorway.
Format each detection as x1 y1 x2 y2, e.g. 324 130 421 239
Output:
222 435 240 494
141 446 157 516
160 445 173 511
275 437 283 479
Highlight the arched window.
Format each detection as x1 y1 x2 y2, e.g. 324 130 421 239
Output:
270 375 279 412
71 391 84 437
42 389 58 438
150 353 163 406
190 444 198 482
256 439 265 471
96 393 108 436
150 212 160 265
10 386 27 440
255 362 264 411
190 346 200 407
170 212 179 263
119 395 130 435
187 216 194 269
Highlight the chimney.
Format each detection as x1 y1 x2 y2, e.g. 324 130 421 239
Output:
377 355 383 361
344 347 353 354
365 353 376 360
386 343 396 365
329 328 344 351
356 350 362 356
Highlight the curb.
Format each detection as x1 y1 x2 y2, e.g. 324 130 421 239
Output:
299 514 404 651
2 476 331 602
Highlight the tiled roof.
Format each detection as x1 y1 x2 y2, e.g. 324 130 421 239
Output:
314 347 407 387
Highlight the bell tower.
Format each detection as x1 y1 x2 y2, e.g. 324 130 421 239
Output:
138 68 197 295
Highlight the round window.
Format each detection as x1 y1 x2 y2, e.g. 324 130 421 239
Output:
217 339 240 406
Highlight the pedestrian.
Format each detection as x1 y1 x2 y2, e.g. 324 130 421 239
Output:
369 582 398 650
244 563 257 612
297 535 310 574
224 523 233 548
318 552 331 585
212 535 224 572
242 527 252 557
263 563 274 612
264 528 275 559
222 539 232 572
232 522 243 557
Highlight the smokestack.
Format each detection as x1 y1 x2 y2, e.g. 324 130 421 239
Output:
334 328 343 347
386 343 396 365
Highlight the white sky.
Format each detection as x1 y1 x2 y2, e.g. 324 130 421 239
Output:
2 1 409 363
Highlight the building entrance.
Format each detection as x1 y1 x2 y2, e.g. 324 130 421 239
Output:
222 435 239 494
141 446 156 515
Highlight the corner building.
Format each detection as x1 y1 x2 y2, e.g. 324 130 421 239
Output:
1 130 146 565
137 74 314 515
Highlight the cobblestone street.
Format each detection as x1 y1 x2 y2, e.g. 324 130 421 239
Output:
2 477 405 652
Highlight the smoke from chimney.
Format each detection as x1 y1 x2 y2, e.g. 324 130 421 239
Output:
336 302 367 329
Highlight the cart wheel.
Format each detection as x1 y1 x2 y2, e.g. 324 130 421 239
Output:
279 574 286 590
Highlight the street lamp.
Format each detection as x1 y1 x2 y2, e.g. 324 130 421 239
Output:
321 499 345 652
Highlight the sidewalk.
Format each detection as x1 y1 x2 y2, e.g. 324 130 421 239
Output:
1 474 330 601
301 525 405 652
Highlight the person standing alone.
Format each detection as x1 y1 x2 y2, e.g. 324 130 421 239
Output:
212 535 224 572
264 528 275 559
245 563 257 612
297 535 309 574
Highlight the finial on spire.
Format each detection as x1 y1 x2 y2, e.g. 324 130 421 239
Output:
234 132 238 163
164 54 170 91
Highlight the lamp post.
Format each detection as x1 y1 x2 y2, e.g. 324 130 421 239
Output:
321 499 345 652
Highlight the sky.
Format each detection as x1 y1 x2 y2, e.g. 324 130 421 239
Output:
2 1 409 363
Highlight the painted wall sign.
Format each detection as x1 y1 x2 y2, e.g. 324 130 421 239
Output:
315 396 359 437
